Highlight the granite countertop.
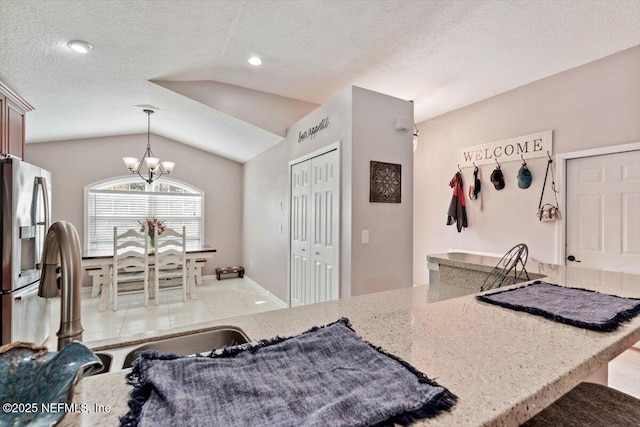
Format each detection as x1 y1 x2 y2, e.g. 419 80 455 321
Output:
59 266 640 427
426 252 556 277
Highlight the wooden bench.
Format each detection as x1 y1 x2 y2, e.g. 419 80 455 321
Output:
192 258 206 286
87 266 104 296
87 259 208 296
87 266 146 296
215 266 245 280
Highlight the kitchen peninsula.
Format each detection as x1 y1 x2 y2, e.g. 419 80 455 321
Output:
60 265 640 427
426 252 549 291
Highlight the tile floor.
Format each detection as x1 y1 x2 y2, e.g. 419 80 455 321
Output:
44 277 285 347
609 347 640 399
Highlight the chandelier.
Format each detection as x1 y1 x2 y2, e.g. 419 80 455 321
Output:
122 109 175 184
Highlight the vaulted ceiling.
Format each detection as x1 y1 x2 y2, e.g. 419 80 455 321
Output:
1 0 638 162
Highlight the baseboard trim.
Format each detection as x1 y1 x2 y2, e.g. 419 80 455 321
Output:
244 275 288 308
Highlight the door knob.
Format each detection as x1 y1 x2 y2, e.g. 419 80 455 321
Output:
567 255 581 262
315 252 320 255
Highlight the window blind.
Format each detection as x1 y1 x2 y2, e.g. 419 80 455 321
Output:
87 189 203 250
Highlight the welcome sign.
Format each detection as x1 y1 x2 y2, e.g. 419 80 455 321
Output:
459 130 553 167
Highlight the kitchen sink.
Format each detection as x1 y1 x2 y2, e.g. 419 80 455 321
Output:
121 327 250 369
89 352 113 376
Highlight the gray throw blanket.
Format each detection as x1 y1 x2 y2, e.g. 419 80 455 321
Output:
477 280 640 331
120 318 456 427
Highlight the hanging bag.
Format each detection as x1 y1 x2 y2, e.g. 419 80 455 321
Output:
537 155 561 222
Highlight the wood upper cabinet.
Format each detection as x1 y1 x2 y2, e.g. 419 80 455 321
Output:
0 81 33 160
0 94 4 152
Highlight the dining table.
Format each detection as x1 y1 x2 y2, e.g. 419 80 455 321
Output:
81 245 217 310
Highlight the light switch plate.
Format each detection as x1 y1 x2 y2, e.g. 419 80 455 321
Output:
362 230 369 244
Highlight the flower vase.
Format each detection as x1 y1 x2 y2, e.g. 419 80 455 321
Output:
149 234 155 252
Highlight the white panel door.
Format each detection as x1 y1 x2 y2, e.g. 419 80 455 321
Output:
290 149 339 306
310 150 340 303
290 160 311 306
566 150 640 274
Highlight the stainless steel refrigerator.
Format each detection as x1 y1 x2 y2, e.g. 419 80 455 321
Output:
0 157 52 346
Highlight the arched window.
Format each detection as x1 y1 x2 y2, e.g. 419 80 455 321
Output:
85 176 204 250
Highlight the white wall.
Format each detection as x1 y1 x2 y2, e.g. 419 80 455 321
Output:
243 86 414 302
351 87 414 295
153 80 319 137
26 134 243 279
413 45 640 285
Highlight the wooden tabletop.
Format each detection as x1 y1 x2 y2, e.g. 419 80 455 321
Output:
82 245 217 260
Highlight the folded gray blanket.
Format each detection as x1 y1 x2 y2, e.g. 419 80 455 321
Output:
120 318 456 427
477 280 640 331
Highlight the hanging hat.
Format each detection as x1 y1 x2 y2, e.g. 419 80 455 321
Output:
490 166 505 190
517 165 532 189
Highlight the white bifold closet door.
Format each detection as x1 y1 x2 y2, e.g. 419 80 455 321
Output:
290 149 339 306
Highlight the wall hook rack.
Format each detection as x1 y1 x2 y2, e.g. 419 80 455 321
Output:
495 158 500 167
520 154 527 165
457 164 462 173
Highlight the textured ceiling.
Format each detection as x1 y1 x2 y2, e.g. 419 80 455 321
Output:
0 0 639 162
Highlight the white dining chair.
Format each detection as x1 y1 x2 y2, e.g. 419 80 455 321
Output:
153 226 187 304
112 226 149 311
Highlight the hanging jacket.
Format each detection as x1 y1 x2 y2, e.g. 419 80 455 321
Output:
447 172 468 232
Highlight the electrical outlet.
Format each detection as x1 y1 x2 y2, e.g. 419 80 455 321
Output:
362 230 369 244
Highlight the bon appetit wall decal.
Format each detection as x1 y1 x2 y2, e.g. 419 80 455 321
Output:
297 117 330 143
459 130 553 167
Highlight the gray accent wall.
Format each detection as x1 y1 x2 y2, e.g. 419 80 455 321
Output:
351 87 414 296
26 134 243 280
243 88 353 302
413 45 640 285
243 86 414 303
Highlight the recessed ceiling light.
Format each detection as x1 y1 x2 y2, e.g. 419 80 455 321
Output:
67 40 92 54
248 56 262 66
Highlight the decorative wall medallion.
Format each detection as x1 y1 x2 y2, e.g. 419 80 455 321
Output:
370 161 401 203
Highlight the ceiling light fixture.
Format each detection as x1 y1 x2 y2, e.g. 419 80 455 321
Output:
248 56 262 66
67 40 92 54
123 109 174 184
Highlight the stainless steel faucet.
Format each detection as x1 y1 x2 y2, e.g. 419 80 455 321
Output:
38 221 83 350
